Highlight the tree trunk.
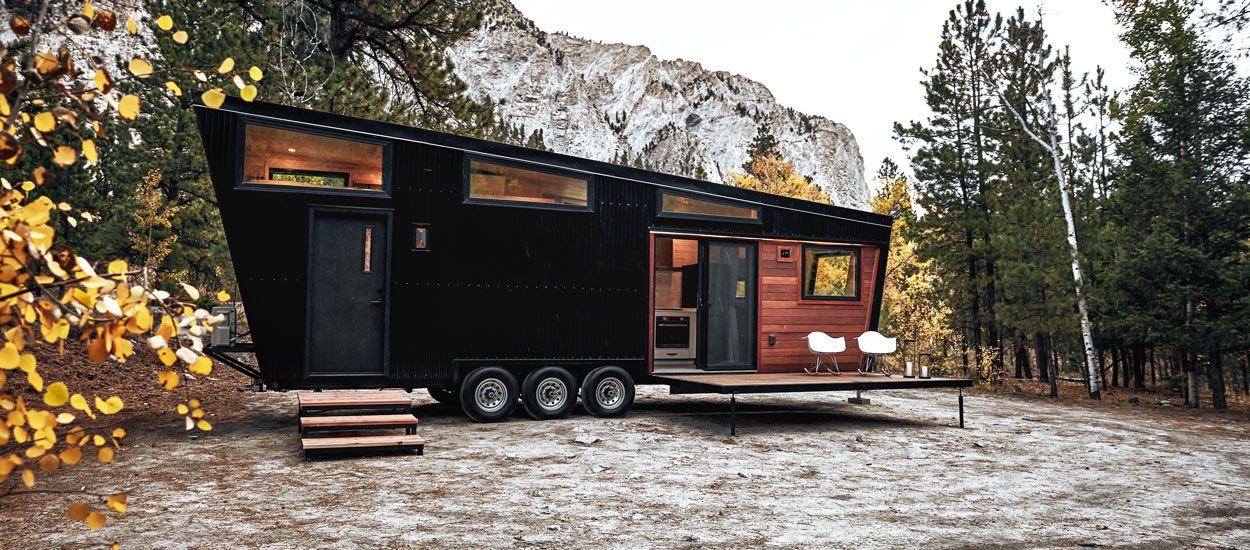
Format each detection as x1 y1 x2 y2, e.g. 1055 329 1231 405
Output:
1036 333 1050 383
1208 346 1227 410
1132 343 1147 390
1241 350 1249 395
1150 347 1157 386
1111 346 1121 389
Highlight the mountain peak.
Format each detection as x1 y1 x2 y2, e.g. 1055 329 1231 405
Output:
451 0 868 208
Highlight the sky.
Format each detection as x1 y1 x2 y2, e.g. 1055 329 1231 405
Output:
508 0 1134 183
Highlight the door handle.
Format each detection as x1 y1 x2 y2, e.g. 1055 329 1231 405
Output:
370 299 383 306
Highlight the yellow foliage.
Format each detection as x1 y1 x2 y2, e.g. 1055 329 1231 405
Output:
172 30 188 44
107 492 127 513
68 502 91 521
157 369 178 390
217 57 235 74
117 94 140 121
128 58 153 78
201 88 226 108
97 446 114 463
44 381 68 406
156 14 174 31
94 396 123 415
85 511 106 529
725 155 830 204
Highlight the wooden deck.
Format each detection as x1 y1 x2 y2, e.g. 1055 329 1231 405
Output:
657 372 973 395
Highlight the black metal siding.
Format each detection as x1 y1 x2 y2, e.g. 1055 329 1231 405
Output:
196 100 891 389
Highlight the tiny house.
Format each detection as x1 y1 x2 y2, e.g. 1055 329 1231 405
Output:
196 99 898 423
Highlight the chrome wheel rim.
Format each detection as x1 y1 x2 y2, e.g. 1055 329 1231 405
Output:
595 378 624 409
475 379 507 413
535 377 568 412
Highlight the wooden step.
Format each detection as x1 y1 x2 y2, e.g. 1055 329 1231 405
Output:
301 434 425 458
299 414 420 434
297 390 412 415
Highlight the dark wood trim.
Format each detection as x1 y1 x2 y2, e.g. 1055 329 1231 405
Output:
868 241 889 331
647 232 655 374
462 154 595 213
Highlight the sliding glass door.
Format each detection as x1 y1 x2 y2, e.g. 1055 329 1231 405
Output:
699 241 756 371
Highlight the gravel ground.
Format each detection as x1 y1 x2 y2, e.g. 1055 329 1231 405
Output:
5 382 1250 549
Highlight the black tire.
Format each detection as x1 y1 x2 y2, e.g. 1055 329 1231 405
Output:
521 366 578 420
427 387 459 406
580 366 634 418
459 367 519 422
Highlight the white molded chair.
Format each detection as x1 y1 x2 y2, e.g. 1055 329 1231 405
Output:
856 331 898 375
802 332 846 375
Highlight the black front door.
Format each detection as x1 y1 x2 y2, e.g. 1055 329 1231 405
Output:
306 208 390 377
699 241 757 371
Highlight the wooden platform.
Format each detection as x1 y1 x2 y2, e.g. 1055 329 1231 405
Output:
299 414 420 434
657 372 973 395
301 434 425 457
296 389 412 415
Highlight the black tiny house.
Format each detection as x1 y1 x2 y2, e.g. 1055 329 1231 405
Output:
196 99 894 422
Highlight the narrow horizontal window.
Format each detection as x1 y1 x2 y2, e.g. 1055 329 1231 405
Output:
242 124 385 192
466 158 591 209
658 191 761 223
802 246 859 300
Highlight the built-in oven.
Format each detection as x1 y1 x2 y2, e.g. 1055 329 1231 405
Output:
654 309 696 360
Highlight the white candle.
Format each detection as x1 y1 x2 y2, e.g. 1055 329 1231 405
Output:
905 361 914 377
920 365 929 379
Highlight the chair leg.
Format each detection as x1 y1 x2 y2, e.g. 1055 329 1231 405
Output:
831 355 842 375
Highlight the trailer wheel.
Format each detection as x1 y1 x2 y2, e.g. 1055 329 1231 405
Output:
580 366 634 418
459 367 518 422
427 387 459 407
520 366 577 420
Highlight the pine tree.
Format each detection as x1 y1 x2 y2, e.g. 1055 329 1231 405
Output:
895 0 1003 375
742 124 781 171
1108 0 1250 409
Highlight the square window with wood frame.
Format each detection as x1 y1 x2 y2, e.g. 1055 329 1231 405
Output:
658 192 760 222
467 159 590 208
242 124 384 192
802 246 859 300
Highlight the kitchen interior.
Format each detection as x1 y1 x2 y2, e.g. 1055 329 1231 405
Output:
654 237 700 372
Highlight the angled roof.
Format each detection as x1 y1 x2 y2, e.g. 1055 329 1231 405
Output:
200 98 893 229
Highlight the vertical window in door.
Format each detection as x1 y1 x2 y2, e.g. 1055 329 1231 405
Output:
362 226 374 273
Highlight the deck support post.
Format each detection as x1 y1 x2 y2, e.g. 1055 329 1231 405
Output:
730 392 737 437
959 387 965 428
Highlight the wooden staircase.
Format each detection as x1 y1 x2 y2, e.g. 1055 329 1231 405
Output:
297 390 424 459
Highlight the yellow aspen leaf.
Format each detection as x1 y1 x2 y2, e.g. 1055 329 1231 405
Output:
65 426 86 445
0 342 17 369
14 426 28 443
127 58 153 78
68 502 91 521
190 408 204 419
157 315 175 340
19 354 35 373
113 338 133 362
217 57 235 74
157 369 178 390
107 492 127 513
21 468 33 487
82 139 98 163
165 81 182 96
240 84 257 102
112 428 126 439
181 282 200 300
189 398 201 408
20 181 35 191
27 369 43 392
107 259 128 275
93 69 111 93
97 446 114 463
60 446 82 465
92 434 104 446
56 412 74 424
156 15 173 31
33 111 55 133
248 66 263 81
83 1 95 19
33 165 51 186
52 145 77 168
38 453 58 472
196 419 212 431
95 396 123 415
117 94 140 121
70 393 89 412
26 410 47 430
43 381 68 406
126 18 136 34
157 348 176 368
172 30 188 44
176 404 188 415
216 291 231 301
25 444 45 458
85 510 106 529
189 356 212 376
